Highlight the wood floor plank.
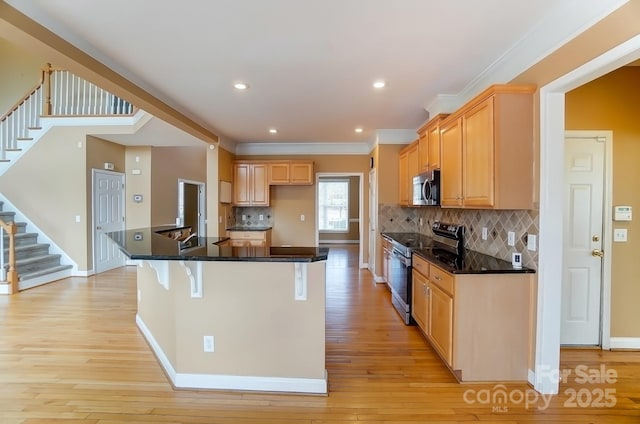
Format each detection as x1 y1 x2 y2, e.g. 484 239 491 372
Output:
0 246 638 422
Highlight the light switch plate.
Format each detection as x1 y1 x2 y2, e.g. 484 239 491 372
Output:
527 234 537 251
614 228 628 242
507 231 516 246
481 227 488 240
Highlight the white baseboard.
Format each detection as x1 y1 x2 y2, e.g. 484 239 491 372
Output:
0 284 9 295
72 269 94 277
610 337 640 349
136 314 328 394
319 240 359 244
374 275 387 284
528 368 535 386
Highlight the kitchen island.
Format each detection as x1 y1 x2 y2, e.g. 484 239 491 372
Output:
108 227 329 394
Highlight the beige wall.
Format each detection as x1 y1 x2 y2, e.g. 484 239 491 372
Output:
85 136 126 266
150 146 207 227
0 126 88 269
565 66 640 337
319 175 360 243
125 146 152 230
0 37 43 113
237 155 370 255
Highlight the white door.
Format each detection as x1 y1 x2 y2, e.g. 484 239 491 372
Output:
94 170 125 273
561 134 605 345
368 169 377 275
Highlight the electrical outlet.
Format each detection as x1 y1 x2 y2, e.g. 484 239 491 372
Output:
481 227 488 240
203 335 215 352
259 214 264 221
527 234 537 251
419 218 423 226
241 214 246 221
507 231 516 246
300 214 305 221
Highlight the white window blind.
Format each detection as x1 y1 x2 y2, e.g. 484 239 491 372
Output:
318 180 349 232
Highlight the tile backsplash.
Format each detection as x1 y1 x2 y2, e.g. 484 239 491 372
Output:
232 207 274 228
379 204 539 269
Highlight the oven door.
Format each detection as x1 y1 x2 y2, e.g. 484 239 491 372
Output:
389 248 412 325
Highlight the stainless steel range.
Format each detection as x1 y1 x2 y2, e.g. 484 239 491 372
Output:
382 222 465 325
381 232 430 325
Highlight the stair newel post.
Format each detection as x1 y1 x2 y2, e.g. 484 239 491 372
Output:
43 63 53 116
7 222 18 293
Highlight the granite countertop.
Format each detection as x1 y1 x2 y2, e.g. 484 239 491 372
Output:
226 226 273 231
381 231 535 274
107 227 328 263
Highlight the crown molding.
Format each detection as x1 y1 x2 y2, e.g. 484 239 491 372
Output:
235 142 371 156
424 0 630 116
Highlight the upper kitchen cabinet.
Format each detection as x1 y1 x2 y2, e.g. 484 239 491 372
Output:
417 114 449 172
233 162 269 206
440 84 535 209
269 161 314 185
398 141 418 206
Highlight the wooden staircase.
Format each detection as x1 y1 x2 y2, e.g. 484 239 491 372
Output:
1 201 72 287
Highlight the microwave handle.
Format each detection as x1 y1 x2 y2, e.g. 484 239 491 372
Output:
422 179 430 201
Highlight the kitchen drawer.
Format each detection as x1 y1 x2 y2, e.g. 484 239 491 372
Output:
429 264 454 296
412 254 430 277
227 230 267 240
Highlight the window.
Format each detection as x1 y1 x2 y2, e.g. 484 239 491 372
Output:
318 180 349 232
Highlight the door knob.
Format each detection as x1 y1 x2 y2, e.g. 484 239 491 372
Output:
591 249 604 257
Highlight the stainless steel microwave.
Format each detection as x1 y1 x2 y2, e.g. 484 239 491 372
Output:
412 169 440 206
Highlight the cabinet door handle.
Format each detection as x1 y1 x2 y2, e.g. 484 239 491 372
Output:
434 275 442 281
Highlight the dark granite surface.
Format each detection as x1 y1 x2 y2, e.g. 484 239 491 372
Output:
226 226 273 231
107 227 328 263
381 232 535 274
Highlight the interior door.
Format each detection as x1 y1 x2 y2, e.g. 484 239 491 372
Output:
561 135 605 345
93 170 125 273
183 183 199 232
368 169 377 275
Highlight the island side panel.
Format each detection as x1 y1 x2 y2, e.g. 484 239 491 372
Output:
136 261 178 367
174 261 326 380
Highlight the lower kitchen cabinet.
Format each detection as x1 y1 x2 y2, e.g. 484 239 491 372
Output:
412 253 532 381
226 229 272 247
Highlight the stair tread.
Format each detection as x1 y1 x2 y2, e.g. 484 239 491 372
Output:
15 253 61 265
19 264 73 280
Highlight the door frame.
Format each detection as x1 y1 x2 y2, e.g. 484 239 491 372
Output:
563 130 613 347
368 168 377 277
315 172 365 268
178 179 206 235
537 33 640 394
92 169 125 274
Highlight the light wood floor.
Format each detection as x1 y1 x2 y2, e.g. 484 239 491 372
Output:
0 245 638 423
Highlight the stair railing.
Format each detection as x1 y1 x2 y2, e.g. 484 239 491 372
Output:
0 69 45 161
0 218 18 294
1 63 136 163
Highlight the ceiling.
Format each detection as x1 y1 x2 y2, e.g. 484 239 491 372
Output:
2 0 630 152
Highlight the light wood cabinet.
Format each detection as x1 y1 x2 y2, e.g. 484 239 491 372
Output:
398 141 418 206
226 229 272 247
268 161 314 185
417 114 449 172
382 236 393 285
411 253 532 381
411 268 429 330
439 84 535 209
233 162 269 206
440 117 463 207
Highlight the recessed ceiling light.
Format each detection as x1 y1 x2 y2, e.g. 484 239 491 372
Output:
373 80 386 89
355 128 364 133
269 128 278 134
233 82 249 90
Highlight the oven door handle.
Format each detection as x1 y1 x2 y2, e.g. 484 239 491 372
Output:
392 248 411 266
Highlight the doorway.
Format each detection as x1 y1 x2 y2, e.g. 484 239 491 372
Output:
537 34 640 394
561 131 612 346
178 179 205 236
315 173 365 268
93 169 125 273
